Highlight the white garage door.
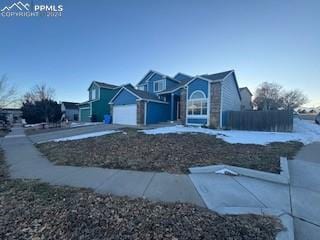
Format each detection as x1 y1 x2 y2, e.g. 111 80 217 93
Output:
113 104 137 125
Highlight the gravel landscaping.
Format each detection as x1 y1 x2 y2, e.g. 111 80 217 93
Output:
37 129 303 174
0 149 282 239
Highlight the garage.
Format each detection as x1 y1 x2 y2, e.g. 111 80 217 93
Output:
79 108 90 122
113 104 137 125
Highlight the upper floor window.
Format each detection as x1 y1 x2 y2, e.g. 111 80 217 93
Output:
153 80 165 92
137 85 146 91
187 90 207 116
91 88 97 100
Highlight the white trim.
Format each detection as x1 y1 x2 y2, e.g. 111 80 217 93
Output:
137 71 156 86
137 70 181 87
109 87 142 104
185 86 188 125
148 70 180 83
189 90 206 100
186 89 209 126
207 81 211 127
137 99 169 104
153 79 166 93
90 102 92 117
170 93 174 121
220 82 223 128
144 101 147 125
158 86 183 95
186 123 203 126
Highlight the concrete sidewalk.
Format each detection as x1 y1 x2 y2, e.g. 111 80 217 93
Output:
1 126 205 207
289 142 320 240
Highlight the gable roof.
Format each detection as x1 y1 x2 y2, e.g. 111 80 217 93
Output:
173 73 193 81
200 70 233 81
240 87 253 96
88 81 119 90
61 102 79 109
158 79 191 95
137 70 180 86
109 84 167 104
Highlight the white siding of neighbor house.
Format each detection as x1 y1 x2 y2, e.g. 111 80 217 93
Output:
222 73 241 111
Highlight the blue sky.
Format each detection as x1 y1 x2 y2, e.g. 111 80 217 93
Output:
1 0 319 106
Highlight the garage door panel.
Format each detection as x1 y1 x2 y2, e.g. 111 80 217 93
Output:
113 104 137 125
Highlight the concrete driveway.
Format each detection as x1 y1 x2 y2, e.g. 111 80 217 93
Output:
289 142 320 240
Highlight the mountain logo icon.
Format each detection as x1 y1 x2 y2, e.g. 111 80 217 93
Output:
1 1 30 11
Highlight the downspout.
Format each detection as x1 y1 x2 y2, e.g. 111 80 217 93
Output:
144 101 147 125
171 93 174 122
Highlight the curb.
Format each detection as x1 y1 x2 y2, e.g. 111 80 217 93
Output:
215 207 294 240
189 157 290 184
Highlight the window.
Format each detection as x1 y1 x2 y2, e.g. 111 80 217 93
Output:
187 91 207 116
91 89 96 100
153 80 165 92
137 85 145 91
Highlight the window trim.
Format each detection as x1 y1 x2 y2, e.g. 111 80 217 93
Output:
187 90 208 118
153 79 166 93
91 88 97 100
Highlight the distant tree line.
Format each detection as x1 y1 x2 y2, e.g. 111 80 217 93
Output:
253 82 308 111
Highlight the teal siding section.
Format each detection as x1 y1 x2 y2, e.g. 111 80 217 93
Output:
146 102 170 124
113 89 137 105
91 88 118 121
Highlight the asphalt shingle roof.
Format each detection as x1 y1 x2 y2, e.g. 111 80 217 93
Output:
200 70 233 81
124 84 164 102
62 102 79 109
94 81 119 89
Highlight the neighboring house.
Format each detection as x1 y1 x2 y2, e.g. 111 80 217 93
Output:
0 108 22 123
109 70 242 128
79 81 120 122
239 87 253 110
61 102 79 121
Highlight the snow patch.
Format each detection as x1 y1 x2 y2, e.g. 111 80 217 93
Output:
70 122 102 128
50 130 119 142
142 119 320 145
215 168 239 176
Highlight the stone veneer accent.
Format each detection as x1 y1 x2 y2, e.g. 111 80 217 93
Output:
136 100 145 125
180 88 187 124
209 82 222 128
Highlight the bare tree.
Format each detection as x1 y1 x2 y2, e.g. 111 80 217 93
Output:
24 84 55 102
253 82 283 110
0 75 18 108
281 89 308 110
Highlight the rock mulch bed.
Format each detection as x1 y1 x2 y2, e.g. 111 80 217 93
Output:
37 130 303 174
0 149 282 240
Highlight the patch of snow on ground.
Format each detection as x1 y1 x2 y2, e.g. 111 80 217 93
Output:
142 119 320 145
51 130 119 142
70 122 102 128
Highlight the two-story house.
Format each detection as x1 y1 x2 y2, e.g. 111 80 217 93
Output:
109 69 242 128
79 81 120 122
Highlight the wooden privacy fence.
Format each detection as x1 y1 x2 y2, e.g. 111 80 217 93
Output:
222 110 293 132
